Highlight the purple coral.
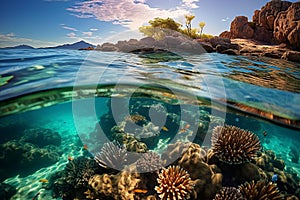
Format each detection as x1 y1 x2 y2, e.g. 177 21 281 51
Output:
94 141 127 170
136 151 164 173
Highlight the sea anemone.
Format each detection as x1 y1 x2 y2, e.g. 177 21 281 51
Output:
214 187 245 200
94 141 127 170
155 165 194 200
136 151 164 173
211 125 261 164
239 180 283 200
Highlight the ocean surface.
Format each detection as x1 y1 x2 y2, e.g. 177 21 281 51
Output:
0 49 299 199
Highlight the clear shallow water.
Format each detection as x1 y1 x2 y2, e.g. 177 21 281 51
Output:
0 49 299 199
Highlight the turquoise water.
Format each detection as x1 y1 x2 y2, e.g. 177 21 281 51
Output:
0 49 299 199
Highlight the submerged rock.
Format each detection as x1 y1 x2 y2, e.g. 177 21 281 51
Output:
21 128 61 147
0 182 16 200
0 140 60 181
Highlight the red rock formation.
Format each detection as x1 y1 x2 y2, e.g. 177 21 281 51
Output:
220 1 300 50
230 16 254 39
274 2 300 50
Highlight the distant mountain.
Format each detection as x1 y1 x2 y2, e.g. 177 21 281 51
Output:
43 40 95 50
2 44 35 49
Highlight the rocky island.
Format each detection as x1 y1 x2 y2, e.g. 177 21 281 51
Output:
94 1 300 63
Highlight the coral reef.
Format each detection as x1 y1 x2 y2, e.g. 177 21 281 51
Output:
85 173 115 199
0 140 60 181
50 156 100 199
161 142 192 165
116 165 147 200
135 151 164 173
113 131 148 153
155 165 194 200
239 180 283 200
20 128 61 147
177 143 210 178
254 149 300 198
115 119 160 149
94 141 128 170
211 125 261 164
213 187 244 200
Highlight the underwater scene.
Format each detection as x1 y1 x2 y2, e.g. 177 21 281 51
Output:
0 49 299 200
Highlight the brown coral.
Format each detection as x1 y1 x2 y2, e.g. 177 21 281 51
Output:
136 151 164 173
94 141 127 170
155 165 194 200
211 125 261 164
116 165 146 200
85 174 115 199
214 187 245 200
125 113 146 123
239 180 283 200
177 143 208 179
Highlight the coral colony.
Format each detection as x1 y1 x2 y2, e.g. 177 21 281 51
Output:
20 99 297 199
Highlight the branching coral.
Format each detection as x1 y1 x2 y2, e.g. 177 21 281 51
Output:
51 156 99 199
211 125 261 164
214 187 245 200
239 180 283 200
155 165 194 200
136 151 164 173
94 141 127 170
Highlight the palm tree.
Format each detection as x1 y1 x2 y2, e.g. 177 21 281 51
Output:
199 22 206 39
185 14 195 36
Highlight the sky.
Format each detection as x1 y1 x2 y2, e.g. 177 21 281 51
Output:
0 0 298 48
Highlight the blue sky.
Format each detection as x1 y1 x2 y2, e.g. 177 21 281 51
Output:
0 0 297 47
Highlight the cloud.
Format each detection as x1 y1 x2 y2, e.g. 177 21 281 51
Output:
67 0 197 30
61 24 78 31
83 32 93 37
221 17 230 22
182 0 200 9
67 32 76 38
0 33 58 47
90 28 98 31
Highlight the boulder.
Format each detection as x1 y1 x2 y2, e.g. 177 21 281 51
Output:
257 1 292 31
253 26 273 43
198 41 214 53
221 49 239 55
230 16 254 39
287 22 300 50
282 50 300 62
274 2 300 50
219 31 231 39
98 42 119 51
